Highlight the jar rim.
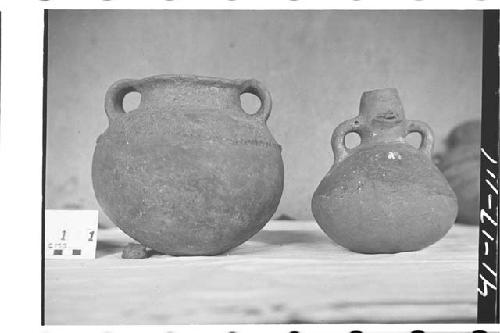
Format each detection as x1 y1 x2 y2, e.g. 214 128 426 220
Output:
135 74 245 89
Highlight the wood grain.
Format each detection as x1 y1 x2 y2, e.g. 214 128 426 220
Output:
45 220 478 324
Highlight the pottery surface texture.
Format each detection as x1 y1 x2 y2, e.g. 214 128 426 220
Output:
311 88 458 254
92 75 284 256
438 120 481 225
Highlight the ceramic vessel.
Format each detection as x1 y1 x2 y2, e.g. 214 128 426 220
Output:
311 88 458 254
437 120 481 225
92 75 284 256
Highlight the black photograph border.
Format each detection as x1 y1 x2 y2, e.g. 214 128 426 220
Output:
41 8 48 327
40 8 500 328
477 9 500 324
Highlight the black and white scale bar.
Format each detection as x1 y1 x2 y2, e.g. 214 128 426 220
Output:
52 249 83 256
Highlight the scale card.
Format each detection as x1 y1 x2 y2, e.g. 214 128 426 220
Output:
45 210 99 260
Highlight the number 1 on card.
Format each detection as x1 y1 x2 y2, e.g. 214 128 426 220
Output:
45 210 99 260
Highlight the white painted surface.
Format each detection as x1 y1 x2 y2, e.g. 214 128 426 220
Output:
45 220 478 324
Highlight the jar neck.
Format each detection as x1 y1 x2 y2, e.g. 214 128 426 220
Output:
356 88 407 144
359 122 407 145
140 85 240 110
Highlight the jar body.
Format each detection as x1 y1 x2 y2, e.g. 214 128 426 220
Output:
312 142 457 253
92 75 284 255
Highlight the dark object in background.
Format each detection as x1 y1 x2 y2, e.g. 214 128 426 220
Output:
446 119 482 149
311 88 458 254
437 119 481 225
92 75 284 256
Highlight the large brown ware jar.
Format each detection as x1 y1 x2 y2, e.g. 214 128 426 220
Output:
311 88 458 254
92 75 284 256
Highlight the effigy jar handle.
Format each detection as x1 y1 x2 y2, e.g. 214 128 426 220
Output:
330 116 362 164
405 120 434 158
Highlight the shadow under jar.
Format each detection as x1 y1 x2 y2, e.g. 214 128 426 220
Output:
311 88 458 254
92 75 284 256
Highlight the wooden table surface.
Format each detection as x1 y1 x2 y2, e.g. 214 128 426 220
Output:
45 220 479 325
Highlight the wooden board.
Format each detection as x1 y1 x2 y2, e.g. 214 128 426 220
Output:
45 220 479 324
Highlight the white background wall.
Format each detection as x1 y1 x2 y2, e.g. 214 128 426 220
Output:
46 10 482 223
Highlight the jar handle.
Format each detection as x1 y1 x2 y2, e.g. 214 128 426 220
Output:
331 117 360 164
104 79 141 123
406 120 434 158
239 79 272 122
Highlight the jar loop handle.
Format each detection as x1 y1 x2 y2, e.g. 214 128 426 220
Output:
331 117 361 164
239 79 272 122
104 79 141 123
405 120 434 158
